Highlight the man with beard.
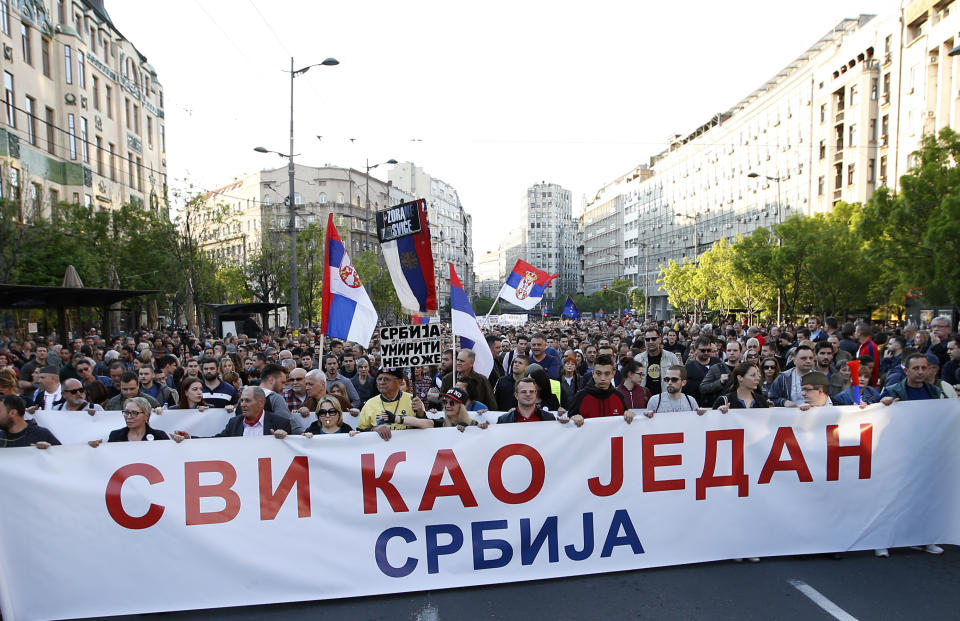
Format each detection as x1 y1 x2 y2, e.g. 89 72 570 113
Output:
684 335 720 400
701 340 743 407
644 366 707 415
636 328 681 395
52 378 103 413
199 357 238 408
0 395 59 448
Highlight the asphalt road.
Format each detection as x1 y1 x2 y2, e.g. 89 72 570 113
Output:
96 546 960 621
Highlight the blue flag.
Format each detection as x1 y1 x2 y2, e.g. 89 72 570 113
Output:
562 296 581 319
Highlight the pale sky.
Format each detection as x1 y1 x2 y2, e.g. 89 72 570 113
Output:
109 0 896 258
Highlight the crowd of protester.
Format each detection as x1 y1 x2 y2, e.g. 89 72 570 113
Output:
0 312 957 557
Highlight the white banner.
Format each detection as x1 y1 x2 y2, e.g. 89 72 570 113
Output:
2 401 960 620
480 313 528 327
33 408 237 444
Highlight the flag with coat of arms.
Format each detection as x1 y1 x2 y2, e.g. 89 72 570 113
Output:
498 259 558 310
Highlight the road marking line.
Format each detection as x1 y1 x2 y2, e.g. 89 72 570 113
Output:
788 579 858 621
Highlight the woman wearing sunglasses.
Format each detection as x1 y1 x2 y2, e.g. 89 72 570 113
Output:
759 356 781 398
303 396 354 436
89 397 176 446
400 388 490 433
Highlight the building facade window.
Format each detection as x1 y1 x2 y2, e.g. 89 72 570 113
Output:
125 98 130 129
77 51 85 88
45 107 55 154
96 136 103 175
80 117 88 162
92 76 99 110
10 167 20 200
0 0 8 35
67 113 77 159
21 24 31 65
25 96 36 145
41 37 50 77
64 45 73 84
108 142 116 181
146 116 152 146
4 72 14 128
105 85 112 118
159 124 165 152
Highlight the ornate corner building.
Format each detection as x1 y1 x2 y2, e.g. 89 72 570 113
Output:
0 0 166 219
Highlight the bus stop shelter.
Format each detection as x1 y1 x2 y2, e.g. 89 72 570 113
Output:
0 283 161 339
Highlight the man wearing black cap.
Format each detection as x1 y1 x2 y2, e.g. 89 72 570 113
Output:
29 365 64 411
401 388 488 431
357 369 426 440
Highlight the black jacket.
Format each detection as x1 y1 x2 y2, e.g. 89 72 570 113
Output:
497 406 557 424
108 425 171 442
215 412 293 437
712 390 770 409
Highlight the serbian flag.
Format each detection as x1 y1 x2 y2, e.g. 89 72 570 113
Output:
321 213 378 344
498 259 558 310
380 199 437 316
411 315 433 325
562 296 581 319
450 263 493 376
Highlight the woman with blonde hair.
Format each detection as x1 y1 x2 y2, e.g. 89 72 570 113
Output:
302 395 353 436
401 388 489 433
0 368 19 396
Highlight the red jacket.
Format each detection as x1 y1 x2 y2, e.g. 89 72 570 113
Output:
569 385 627 418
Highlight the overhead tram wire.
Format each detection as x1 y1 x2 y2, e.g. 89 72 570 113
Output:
0 97 169 184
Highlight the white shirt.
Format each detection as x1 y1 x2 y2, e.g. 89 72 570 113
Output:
42 389 62 410
648 392 699 413
242 414 265 437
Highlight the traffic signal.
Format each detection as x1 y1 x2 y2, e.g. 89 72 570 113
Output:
603 284 608 290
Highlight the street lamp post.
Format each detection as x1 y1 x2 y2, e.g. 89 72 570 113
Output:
640 242 649 319
255 56 338 330
365 158 397 251
748 172 783 324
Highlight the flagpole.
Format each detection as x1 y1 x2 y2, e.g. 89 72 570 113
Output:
449 263 456 387
482 297 499 328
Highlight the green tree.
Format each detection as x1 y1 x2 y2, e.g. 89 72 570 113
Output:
295 222 325 327
859 127 960 309
658 259 707 321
